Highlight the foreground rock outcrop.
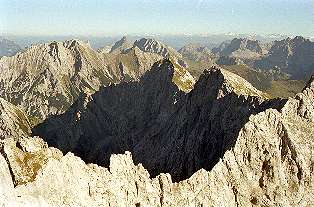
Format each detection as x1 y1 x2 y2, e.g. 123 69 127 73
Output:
0 74 313 206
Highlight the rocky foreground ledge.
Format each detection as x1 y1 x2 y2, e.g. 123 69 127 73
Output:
1 75 313 206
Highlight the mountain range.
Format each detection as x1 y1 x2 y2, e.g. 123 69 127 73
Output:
0 38 22 57
0 58 313 206
0 37 190 125
255 36 314 79
0 35 313 206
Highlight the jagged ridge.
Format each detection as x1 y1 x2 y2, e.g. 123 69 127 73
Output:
34 59 280 181
0 73 313 206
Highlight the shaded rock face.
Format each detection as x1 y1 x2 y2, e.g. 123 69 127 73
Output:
34 59 284 181
108 36 133 53
0 76 313 206
213 38 266 61
0 38 22 57
216 56 244 66
255 36 314 79
178 44 214 62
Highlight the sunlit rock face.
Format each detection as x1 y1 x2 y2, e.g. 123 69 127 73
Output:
0 38 189 126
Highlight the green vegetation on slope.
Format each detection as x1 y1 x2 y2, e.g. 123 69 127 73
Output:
185 59 215 78
266 80 306 98
222 64 306 98
222 64 272 90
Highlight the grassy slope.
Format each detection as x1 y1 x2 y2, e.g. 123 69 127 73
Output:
184 59 306 99
222 65 306 98
185 59 214 78
265 80 306 98
222 65 271 90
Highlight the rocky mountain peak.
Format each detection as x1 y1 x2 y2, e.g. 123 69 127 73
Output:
0 57 313 206
134 38 166 54
134 38 181 58
225 38 263 54
293 35 307 43
255 36 314 79
196 66 268 98
33 59 276 182
63 39 91 49
0 39 117 124
213 38 266 65
139 58 195 93
109 36 132 53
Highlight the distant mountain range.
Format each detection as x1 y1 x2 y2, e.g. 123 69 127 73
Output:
0 37 191 125
255 36 314 79
183 36 314 80
0 38 22 57
1 33 293 50
0 35 313 206
0 35 313 125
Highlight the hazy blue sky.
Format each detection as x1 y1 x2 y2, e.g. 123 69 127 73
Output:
0 0 313 36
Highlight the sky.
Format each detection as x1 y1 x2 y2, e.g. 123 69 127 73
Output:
0 0 313 36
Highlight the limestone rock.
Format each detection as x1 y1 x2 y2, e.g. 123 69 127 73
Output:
34 60 273 182
0 137 62 186
0 97 31 138
255 36 314 79
213 38 267 65
178 43 214 62
0 51 312 206
0 39 117 124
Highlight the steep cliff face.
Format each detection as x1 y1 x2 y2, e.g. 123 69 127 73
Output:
0 75 313 206
255 36 314 79
213 38 267 63
0 38 185 125
98 36 133 54
134 38 181 58
34 59 275 181
0 39 118 124
178 44 214 62
0 98 31 138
